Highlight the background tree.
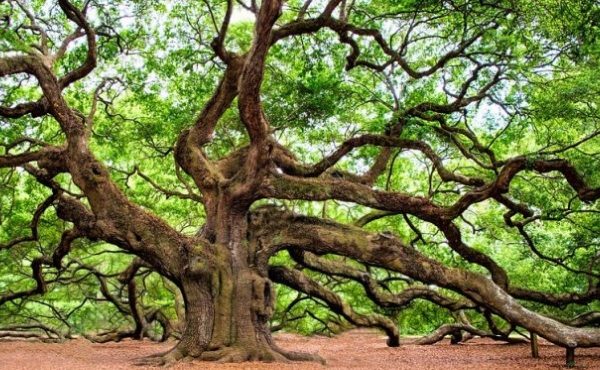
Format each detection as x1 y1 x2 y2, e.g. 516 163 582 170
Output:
0 0 599 366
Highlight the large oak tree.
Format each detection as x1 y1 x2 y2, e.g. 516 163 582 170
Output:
1 0 599 366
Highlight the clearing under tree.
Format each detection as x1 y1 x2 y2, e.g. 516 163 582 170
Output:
0 0 599 367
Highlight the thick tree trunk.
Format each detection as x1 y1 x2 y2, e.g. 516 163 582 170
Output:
177 279 214 357
164 203 321 364
197 264 282 362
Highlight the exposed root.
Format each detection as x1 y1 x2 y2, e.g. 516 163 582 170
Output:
194 343 324 365
136 341 325 366
199 346 289 363
275 347 326 364
135 346 187 367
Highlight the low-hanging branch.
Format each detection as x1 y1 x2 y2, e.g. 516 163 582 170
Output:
268 265 400 346
0 0 598 367
289 250 477 312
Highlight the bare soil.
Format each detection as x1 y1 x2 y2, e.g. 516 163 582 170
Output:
0 330 599 369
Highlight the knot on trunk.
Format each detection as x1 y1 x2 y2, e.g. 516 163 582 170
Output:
187 254 216 278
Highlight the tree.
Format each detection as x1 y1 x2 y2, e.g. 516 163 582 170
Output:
1 0 599 366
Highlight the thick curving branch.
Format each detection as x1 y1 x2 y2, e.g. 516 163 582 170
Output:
56 0 97 89
251 208 600 348
290 250 476 312
272 135 485 186
175 61 242 193
0 146 63 169
261 154 600 224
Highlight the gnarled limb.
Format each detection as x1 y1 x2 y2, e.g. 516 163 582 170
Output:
253 208 600 348
412 323 526 345
269 265 400 346
290 250 476 312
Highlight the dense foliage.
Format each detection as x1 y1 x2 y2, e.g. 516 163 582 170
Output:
0 0 599 365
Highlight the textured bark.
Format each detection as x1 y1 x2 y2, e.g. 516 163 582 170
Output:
250 209 600 349
1 0 600 366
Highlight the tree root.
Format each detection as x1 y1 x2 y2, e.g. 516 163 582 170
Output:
200 347 284 362
275 347 326 364
135 346 188 367
137 342 325 367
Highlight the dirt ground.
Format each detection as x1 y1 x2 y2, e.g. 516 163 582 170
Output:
0 330 599 370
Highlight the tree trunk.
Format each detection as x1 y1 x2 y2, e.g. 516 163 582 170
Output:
177 278 214 357
167 202 321 363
